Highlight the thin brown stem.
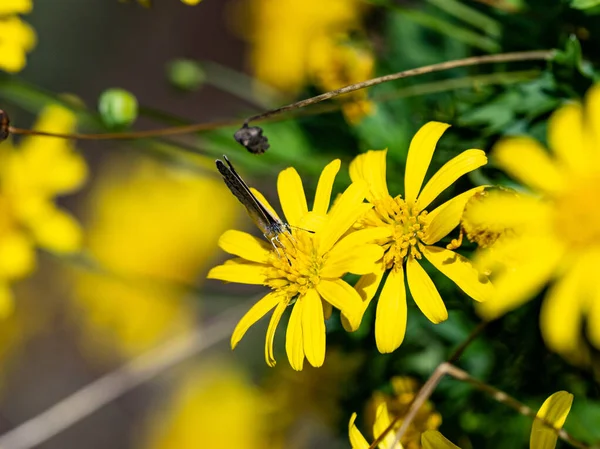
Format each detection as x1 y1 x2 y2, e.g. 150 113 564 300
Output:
7 50 554 142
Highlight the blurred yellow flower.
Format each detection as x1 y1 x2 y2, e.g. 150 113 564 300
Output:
208 159 384 370
349 402 401 449
421 391 573 449
307 33 375 123
0 0 35 73
366 377 441 449
129 0 201 6
141 363 267 449
73 157 237 357
0 104 86 316
232 0 366 94
349 122 493 354
468 83 600 363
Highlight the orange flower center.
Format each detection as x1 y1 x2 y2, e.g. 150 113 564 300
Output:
360 196 429 269
265 232 324 297
553 174 600 248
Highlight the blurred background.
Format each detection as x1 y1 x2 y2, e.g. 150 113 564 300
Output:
0 1 600 449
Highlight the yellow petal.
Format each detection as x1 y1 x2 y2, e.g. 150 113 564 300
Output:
0 283 15 319
28 207 82 254
530 391 573 449
0 0 33 15
477 236 563 320
422 246 493 302
312 159 341 215
231 291 282 350
585 250 600 348
302 289 326 367
249 187 282 221
286 298 305 371
277 167 308 227
355 260 386 304
405 122 451 203
494 137 564 195
218 229 272 263
317 181 370 254
422 431 462 449
423 186 486 244
406 257 448 324
0 231 36 280
548 102 590 173
321 244 384 278
417 149 487 210
207 258 267 285
540 261 586 356
349 149 389 202
585 83 600 156
265 300 287 367
372 403 399 449
375 267 407 353
316 279 364 331
348 413 370 449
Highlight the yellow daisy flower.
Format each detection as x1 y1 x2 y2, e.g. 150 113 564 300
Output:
208 159 385 371
349 122 494 353
0 0 35 73
0 104 86 315
349 402 401 449
468 83 600 363
421 391 573 449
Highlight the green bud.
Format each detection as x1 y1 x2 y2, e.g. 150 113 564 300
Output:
167 59 205 92
98 88 138 129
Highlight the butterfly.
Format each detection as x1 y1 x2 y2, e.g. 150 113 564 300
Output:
215 155 291 251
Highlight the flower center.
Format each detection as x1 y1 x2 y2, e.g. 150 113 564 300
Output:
265 232 324 297
361 196 429 269
553 174 600 248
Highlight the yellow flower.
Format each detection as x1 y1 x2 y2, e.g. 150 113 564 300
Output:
349 402 401 449
208 159 385 370
421 391 573 449
468 83 600 363
0 105 86 316
73 157 237 357
141 362 267 449
307 33 375 123
232 0 365 93
349 122 494 353
0 0 35 73
366 377 441 449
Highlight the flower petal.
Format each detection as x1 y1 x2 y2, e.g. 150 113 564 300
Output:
277 167 308 227
422 431 462 449
548 102 590 173
0 231 36 280
349 149 389 202
348 413 370 449
265 300 287 367
207 258 267 285
313 159 341 215
0 283 14 319
317 181 370 254
405 122 451 203
316 279 364 331
423 186 486 244
585 83 600 155
530 391 573 449
302 288 326 367
540 261 586 357
249 187 282 221
355 261 386 304
417 149 487 210
372 403 400 449
494 137 564 195
477 236 563 320
375 267 407 353
322 244 384 278
406 257 448 324
29 207 82 253
422 246 493 302
231 291 282 350
286 298 305 371
585 250 600 348
218 230 272 263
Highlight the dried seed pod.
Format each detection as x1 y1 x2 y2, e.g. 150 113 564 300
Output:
0 110 10 142
234 124 270 154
